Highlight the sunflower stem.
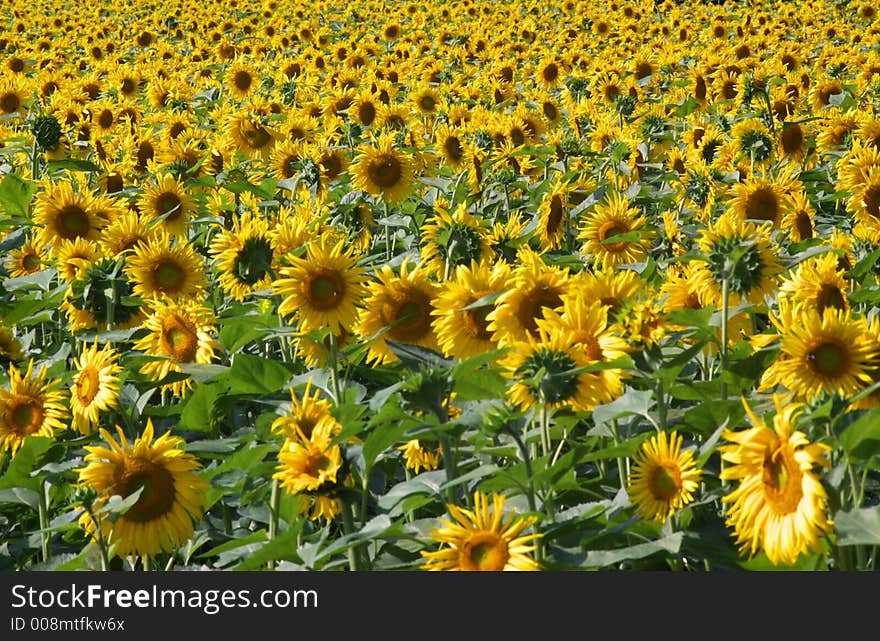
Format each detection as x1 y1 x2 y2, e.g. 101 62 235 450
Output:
267 478 281 569
328 331 341 404
720 276 730 402
143 555 152 572
655 377 666 430
341 501 361 571
38 478 50 563
539 403 551 459
31 136 41 181
383 201 392 262
610 419 627 493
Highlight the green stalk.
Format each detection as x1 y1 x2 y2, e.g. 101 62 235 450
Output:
655 377 666 430
328 331 341 404
720 275 730 402
341 500 361 571
38 479 50 564
266 479 281 570
539 403 551 459
610 419 628 493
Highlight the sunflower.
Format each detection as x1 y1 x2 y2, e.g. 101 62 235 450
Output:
431 259 510 361
139 173 196 237
32 181 107 252
421 491 542 571
0 360 68 455
350 132 416 204
209 212 279 301
536 180 571 252
70 340 123 436
759 307 878 403
274 419 343 523
274 236 368 335
4 238 47 278
271 379 335 441
225 59 258 101
52 237 97 282
719 395 833 566
434 123 468 170
420 204 492 278
726 170 798 228
779 190 815 243
486 248 569 347
628 430 702 524
578 191 651 270
692 212 783 309
226 111 279 160
132 299 220 398
98 210 157 257
76 419 208 559
0 326 23 368
353 258 440 365
398 439 442 474
537 293 631 407
778 251 850 316
125 233 206 303
61 257 144 333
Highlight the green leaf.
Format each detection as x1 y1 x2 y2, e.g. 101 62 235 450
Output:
177 378 229 433
582 532 684 568
386 342 454 371
46 159 102 173
362 416 418 471
839 407 880 461
0 436 55 491
0 173 35 217
834 507 880 546
0 487 40 510
228 353 296 395
232 520 304 570
591 388 655 425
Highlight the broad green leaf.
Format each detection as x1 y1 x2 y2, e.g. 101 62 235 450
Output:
228 353 296 395
46 159 102 173
0 436 55 491
232 521 304 570
834 507 880 546
839 407 880 461
0 173 35 217
177 378 228 433
0 487 40 510
591 388 655 425
582 532 684 568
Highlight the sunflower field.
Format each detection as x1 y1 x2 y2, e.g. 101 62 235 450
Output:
1 0 880 573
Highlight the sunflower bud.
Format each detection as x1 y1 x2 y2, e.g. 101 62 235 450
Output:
32 114 62 151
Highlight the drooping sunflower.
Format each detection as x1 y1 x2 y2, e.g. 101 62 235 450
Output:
0 326 24 368
225 111 279 160
431 259 511 360
76 419 208 559
498 325 601 413
537 293 631 408
271 379 335 441
434 123 468 170
208 212 279 301
350 132 416 204
353 258 440 365
54 237 99 282
398 439 442 474
759 306 878 403
124 233 206 303
274 418 343 523
692 212 783 309
419 204 492 278
139 173 196 237
274 236 368 335
70 341 123 436
0 359 68 455
578 191 651 270
132 299 220 398
628 430 702 524
421 491 542 571
536 180 571 252
726 170 799 228
719 395 833 566
780 190 816 244
486 248 569 347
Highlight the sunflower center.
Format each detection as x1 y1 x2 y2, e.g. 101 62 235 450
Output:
443 136 463 163
153 260 186 292
762 445 803 513
460 532 509 571
233 70 252 92
863 185 880 220
463 304 493 341
514 347 580 405
244 124 273 150
368 153 403 188
745 187 779 223
816 284 846 314
76 367 100 404
517 285 563 335
781 125 804 155
306 453 332 477
386 291 433 342
22 252 41 271
156 192 182 220
58 205 91 239
795 210 813 240
161 317 199 362
649 464 682 501
418 94 436 112
547 195 564 233
0 92 20 114
117 458 176 523
10 399 43 433
807 340 849 379
305 269 347 311
598 221 629 252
